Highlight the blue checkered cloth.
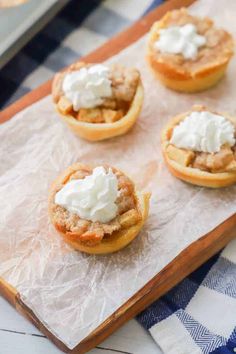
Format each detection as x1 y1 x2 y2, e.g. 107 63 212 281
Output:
1 1 236 353
137 240 236 354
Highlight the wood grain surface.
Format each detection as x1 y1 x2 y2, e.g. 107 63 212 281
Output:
2 0 236 353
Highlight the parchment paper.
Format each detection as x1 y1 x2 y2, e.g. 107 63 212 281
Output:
1 0 236 349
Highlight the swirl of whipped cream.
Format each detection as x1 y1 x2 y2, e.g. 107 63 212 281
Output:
62 64 112 111
170 111 236 153
55 166 118 223
154 23 206 60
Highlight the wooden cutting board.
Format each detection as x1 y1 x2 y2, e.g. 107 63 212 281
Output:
1 0 236 353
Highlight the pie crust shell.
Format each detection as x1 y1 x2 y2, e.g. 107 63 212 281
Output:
162 110 236 188
147 11 234 93
49 163 150 254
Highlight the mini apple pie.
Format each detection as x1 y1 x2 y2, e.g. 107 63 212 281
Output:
49 163 150 254
162 105 236 188
147 8 234 93
52 62 143 141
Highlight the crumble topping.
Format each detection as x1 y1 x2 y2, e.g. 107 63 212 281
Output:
166 107 236 174
50 165 141 246
150 8 234 74
52 63 140 123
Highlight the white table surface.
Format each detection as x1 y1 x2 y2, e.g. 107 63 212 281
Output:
0 296 162 354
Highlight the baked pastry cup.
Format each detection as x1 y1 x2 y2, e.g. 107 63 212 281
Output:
49 163 150 254
147 8 234 93
52 62 144 141
162 106 236 188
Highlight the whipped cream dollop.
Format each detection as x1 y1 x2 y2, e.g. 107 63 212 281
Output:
170 111 236 153
154 23 206 60
62 64 112 111
55 166 118 223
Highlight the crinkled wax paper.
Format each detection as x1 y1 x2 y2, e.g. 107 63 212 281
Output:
1 0 236 349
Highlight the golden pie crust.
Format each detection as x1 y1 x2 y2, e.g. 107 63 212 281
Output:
162 106 236 188
52 62 144 141
147 8 234 93
49 163 150 254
